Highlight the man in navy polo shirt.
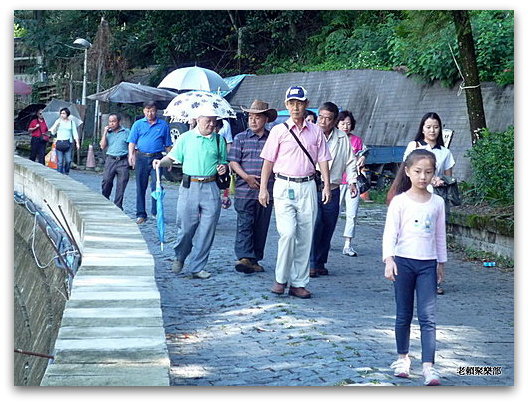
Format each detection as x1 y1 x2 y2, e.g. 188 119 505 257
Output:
128 101 172 224
228 99 278 274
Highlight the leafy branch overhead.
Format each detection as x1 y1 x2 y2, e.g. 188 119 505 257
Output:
14 10 513 88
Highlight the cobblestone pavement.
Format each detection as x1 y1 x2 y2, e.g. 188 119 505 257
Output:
70 169 514 387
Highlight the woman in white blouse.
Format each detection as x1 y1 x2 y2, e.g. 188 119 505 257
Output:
402 112 455 190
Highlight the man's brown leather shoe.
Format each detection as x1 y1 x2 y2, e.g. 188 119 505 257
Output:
317 268 329 276
271 281 287 294
288 286 312 299
235 258 255 274
309 268 319 277
251 262 265 272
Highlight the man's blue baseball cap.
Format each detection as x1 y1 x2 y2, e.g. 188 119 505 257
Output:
285 86 308 102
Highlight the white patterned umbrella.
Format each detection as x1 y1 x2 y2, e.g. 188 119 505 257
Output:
163 91 236 123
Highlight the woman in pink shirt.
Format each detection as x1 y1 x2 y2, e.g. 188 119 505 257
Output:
337 110 367 256
383 149 446 386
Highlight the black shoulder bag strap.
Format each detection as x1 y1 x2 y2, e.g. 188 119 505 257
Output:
215 134 230 189
284 122 317 171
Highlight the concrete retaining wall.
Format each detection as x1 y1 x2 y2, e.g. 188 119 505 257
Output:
447 209 514 261
14 202 69 385
14 155 170 386
228 70 514 182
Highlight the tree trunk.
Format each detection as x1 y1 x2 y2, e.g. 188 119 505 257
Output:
227 11 243 73
33 10 47 82
236 27 244 73
452 10 487 144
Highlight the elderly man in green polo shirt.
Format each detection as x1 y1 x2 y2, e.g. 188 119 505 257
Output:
153 106 228 279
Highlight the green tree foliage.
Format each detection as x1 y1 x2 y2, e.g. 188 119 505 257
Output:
465 127 514 206
388 11 460 85
471 10 514 85
305 10 402 71
387 10 513 86
14 10 513 86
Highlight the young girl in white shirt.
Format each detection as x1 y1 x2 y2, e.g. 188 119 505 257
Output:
383 149 447 386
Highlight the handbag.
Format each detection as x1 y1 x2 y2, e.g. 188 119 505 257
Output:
284 123 323 192
215 135 230 189
54 120 73 152
41 131 51 142
356 172 371 194
55 140 71 152
433 175 461 207
313 170 323 192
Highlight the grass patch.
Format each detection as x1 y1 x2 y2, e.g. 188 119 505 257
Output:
364 187 389 205
447 238 514 271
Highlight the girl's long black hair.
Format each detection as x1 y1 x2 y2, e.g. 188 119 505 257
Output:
386 149 436 205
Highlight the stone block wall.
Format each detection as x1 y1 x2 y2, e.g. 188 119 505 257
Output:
14 156 170 386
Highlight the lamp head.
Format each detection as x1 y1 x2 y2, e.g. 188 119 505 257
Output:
73 38 92 49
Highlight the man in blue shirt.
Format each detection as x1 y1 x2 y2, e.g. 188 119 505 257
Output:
128 101 172 224
100 113 130 210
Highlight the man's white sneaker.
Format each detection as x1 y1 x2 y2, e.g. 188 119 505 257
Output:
423 367 441 386
192 270 211 279
390 357 411 378
342 246 358 257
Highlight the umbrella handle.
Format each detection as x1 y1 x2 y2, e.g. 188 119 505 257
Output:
156 166 161 185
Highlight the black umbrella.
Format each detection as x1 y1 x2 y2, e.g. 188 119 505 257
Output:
87 82 178 109
15 103 46 131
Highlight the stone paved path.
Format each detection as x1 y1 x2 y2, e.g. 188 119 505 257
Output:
70 169 514 387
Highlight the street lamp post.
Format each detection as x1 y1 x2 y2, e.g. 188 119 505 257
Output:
72 38 92 166
73 38 91 105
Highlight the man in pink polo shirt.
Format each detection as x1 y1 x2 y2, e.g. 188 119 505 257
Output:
259 86 332 299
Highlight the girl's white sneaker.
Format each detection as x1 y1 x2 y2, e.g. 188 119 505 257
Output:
423 367 441 386
390 357 411 378
342 246 357 256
